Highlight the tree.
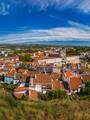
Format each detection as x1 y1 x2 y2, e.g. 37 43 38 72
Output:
0 75 4 81
38 90 68 100
19 54 32 62
82 56 88 65
0 83 17 91
80 81 90 97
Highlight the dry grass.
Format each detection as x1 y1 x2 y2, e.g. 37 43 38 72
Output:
0 93 90 120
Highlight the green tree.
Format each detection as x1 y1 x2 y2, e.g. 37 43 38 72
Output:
38 90 68 100
19 54 32 62
0 83 17 91
79 81 90 100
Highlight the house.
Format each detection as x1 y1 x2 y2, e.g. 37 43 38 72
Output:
0 70 4 75
13 86 29 99
13 82 38 100
66 56 80 64
52 80 64 90
13 73 63 99
68 76 84 93
32 74 52 93
4 76 19 84
53 66 61 73
81 74 90 82
36 64 53 73
38 58 62 64
62 69 84 93
29 89 38 100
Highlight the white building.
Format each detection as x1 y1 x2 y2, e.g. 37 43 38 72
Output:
38 56 80 65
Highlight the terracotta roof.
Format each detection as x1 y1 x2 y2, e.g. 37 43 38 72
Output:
5 73 14 77
29 90 38 100
13 92 23 98
13 86 29 98
32 57 44 61
14 87 29 92
10 69 17 74
52 80 64 90
33 74 52 85
50 73 61 80
33 52 45 56
17 69 28 74
14 86 38 100
0 70 4 74
69 77 82 90
81 74 90 82
0 61 5 64
65 70 75 78
32 73 61 86
5 63 14 67
37 64 53 67
4 67 13 71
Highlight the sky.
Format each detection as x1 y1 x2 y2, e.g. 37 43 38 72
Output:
0 0 90 44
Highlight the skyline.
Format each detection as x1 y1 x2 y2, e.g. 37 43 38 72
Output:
0 0 90 44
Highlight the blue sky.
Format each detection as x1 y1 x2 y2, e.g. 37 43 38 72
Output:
0 0 90 44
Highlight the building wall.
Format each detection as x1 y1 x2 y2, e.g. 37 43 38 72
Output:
4 77 13 84
67 56 80 63
38 58 62 64
37 66 53 73
53 67 61 73
38 56 80 64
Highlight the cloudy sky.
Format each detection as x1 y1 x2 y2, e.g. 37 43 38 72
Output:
0 0 90 44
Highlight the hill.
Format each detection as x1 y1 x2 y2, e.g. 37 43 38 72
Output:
0 93 90 120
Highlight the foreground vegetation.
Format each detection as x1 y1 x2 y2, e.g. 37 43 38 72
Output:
0 92 90 120
0 81 90 120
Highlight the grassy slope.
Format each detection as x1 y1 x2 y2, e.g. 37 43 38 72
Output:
0 94 90 120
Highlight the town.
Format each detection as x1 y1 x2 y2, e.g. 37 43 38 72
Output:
0 45 90 101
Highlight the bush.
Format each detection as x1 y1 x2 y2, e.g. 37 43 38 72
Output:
80 81 90 96
79 81 90 100
38 90 68 100
0 83 17 91
5 93 19 107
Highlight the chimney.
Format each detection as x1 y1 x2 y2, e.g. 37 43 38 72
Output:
30 77 33 86
35 74 37 79
33 53 36 57
14 74 16 79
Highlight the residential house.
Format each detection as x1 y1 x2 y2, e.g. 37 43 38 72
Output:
13 73 63 99
62 69 84 93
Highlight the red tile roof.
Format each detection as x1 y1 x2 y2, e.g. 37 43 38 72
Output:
13 87 29 98
52 80 64 90
81 74 90 82
69 77 82 90
33 74 52 85
29 90 38 100
50 73 61 80
14 87 29 92
64 70 76 80
32 73 61 85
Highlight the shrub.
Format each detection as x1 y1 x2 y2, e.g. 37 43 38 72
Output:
38 90 68 100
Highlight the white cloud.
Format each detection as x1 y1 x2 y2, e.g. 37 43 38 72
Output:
0 0 90 15
0 2 10 15
78 0 90 14
68 21 90 30
0 21 90 44
27 0 90 14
